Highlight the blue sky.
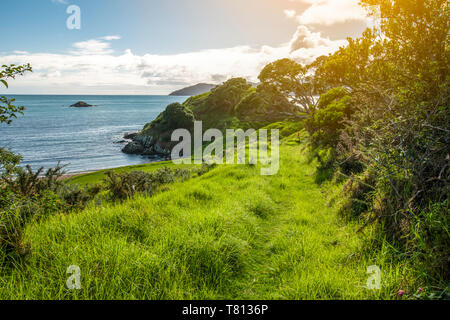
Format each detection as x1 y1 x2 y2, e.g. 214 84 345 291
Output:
3 0 306 55
1 0 370 94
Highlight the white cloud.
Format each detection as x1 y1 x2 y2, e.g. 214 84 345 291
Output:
289 25 346 53
70 39 114 55
13 51 29 55
293 0 369 26
51 0 68 5
284 9 297 19
101 35 121 41
0 29 346 94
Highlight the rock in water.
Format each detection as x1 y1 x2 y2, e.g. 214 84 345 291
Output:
70 101 94 108
121 141 145 154
123 132 138 140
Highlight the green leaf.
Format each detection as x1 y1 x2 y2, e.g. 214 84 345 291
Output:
0 80 8 88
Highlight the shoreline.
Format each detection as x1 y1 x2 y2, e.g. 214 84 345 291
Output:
59 170 97 180
58 157 174 181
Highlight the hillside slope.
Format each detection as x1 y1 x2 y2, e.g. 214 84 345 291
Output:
0 139 410 299
123 78 303 157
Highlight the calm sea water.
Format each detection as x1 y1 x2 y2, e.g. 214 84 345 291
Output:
0 95 187 173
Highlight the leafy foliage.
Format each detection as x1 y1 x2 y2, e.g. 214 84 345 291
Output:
258 58 318 113
0 148 22 176
202 78 251 114
1 164 65 197
142 102 195 134
303 0 449 286
103 167 191 200
234 83 299 121
305 87 352 147
0 64 32 124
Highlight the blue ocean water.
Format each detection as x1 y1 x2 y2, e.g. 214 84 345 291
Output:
0 95 187 173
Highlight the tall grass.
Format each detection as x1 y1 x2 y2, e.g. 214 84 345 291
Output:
0 142 413 299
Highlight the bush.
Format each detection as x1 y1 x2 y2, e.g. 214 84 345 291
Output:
58 184 102 211
305 87 352 147
104 167 191 201
1 164 65 197
196 163 217 177
0 158 101 265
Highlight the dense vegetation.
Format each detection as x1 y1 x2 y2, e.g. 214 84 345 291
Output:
275 0 449 290
0 0 448 300
181 77 302 130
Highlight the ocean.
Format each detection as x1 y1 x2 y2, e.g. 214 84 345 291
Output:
0 95 187 173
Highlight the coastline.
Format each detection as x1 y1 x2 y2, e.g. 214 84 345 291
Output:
59 170 97 180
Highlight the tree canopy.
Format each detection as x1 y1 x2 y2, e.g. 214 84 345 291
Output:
258 58 318 114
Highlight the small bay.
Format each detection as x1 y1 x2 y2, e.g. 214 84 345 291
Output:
0 95 187 173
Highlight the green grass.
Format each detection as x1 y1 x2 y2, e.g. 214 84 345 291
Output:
0 142 413 299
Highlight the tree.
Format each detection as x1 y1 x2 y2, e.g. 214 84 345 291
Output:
205 78 251 114
305 87 352 147
0 64 32 124
258 58 318 113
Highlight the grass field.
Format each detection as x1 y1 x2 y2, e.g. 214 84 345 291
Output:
0 140 412 299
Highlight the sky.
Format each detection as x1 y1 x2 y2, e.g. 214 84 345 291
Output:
1 0 372 95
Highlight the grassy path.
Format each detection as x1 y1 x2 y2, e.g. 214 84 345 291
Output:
225 144 403 299
0 143 408 299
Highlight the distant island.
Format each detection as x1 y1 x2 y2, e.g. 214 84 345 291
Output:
169 83 216 96
70 101 94 108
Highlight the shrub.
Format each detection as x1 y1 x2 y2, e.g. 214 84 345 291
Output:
142 102 195 135
300 0 449 288
58 184 102 211
103 168 191 201
1 164 65 197
196 163 217 177
305 87 352 147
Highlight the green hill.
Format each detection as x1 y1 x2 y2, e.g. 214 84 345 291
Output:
169 83 216 96
123 78 304 157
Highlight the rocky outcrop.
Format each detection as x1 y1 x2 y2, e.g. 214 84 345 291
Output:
122 141 145 154
123 132 138 140
122 132 175 157
122 103 194 157
70 101 94 108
